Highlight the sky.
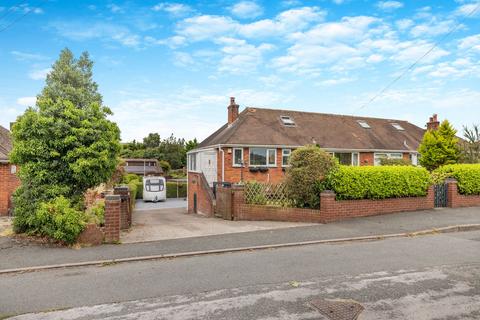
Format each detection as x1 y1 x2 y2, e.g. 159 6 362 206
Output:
0 0 479 142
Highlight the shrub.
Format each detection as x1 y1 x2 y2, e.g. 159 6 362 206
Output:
434 164 480 195
127 182 138 211
285 145 338 208
418 120 460 170
86 200 105 226
136 181 143 199
122 173 141 184
379 158 412 166
34 196 86 244
328 165 431 200
166 182 187 198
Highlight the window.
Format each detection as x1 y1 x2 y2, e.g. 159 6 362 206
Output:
335 153 352 165
145 178 164 192
352 153 359 166
357 120 371 129
10 165 16 174
374 152 403 166
250 148 276 166
233 148 243 167
410 153 418 166
282 149 291 166
391 123 405 131
280 116 295 126
188 153 197 171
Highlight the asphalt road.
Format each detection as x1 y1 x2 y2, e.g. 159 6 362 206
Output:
2 230 480 319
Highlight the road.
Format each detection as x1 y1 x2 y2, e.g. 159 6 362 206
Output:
1 230 480 319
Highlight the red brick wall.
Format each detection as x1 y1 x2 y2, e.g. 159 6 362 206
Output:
360 152 374 166
447 179 480 208
188 172 215 216
104 195 121 243
224 186 435 224
0 163 20 216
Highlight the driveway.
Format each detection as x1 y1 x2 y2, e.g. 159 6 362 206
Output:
121 204 315 243
135 198 187 211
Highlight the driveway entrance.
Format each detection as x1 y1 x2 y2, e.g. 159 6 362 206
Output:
121 200 314 243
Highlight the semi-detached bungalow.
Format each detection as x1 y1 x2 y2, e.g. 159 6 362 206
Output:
187 98 439 215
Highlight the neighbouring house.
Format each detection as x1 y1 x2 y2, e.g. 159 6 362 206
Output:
122 158 164 176
187 97 435 215
0 125 20 216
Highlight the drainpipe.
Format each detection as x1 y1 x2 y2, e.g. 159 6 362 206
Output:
218 147 225 182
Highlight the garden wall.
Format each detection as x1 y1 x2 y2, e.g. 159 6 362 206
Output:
187 172 215 216
447 179 480 208
218 185 435 223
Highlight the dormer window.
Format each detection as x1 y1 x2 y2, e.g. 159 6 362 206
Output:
391 123 404 131
280 115 295 126
357 120 371 129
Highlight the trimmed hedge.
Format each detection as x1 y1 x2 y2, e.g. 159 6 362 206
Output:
328 165 431 200
166 182 187 198
434 164 480 195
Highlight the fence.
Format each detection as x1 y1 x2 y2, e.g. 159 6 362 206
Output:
244 182 292 207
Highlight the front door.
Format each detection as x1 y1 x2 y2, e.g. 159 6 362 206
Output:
200 150 217 187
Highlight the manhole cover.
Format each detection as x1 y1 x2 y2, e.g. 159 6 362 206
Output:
309 298 364 320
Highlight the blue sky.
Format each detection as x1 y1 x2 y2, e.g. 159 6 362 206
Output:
0 0 479 142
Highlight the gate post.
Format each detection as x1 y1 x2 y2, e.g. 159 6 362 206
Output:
446 178 458 208
104 195 121 243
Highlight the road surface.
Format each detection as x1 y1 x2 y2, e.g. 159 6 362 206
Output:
2 230 480 319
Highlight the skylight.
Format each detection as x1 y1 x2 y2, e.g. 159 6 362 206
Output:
280 116 295 126
391 123 405 131
357 120 371 129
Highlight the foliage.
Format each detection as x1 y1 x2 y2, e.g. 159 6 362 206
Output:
166 182 187 198
379 158 412 166
121 134 193 169
158 160 171 174
34 196 86 244
122 173 141 184
328 166 431 200
11 48 121 238
135 181 143 199
169 169 186 179
185 138 198 153
86 200 105 226
418 120 460 171
285 145 338 208
460 124 480 164
434 164 480 195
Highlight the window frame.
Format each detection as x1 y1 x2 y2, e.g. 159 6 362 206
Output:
232 148 244 167
357 120 371 129
188 153 198 172
329 152 359 166
249 148 277 167
374 152 403 166
282 149 291 167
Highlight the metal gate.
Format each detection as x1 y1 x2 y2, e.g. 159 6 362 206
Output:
434 183 448 207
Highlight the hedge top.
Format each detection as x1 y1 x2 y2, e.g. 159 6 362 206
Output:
434 164 480 195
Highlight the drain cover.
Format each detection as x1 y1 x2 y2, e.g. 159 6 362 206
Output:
309 298 364 320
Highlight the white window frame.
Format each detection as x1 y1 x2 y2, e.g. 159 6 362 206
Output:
374 152 403 166
282 149 292 167
188 153 198 172
329 152 360 166
232 148 243 167
249 148 277 167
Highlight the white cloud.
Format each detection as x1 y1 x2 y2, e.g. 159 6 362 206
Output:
459 34 480 52
28 68 51 80
231 1 263 19
50 21 141 48
173 52 195 67
396 19 413 31
107 4 123 13
391 41 449 63
11 51 48 61
410 19 457 38
176 15 238 41
317 77 355 86
332 0 346 4
376 1 403 11
152 3 192 17
367 54 384 63
16 97 37 107
455 2 480 18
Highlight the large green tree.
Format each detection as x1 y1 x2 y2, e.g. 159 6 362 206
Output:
11 48 121 234
418 120 460 171
460 124 480 164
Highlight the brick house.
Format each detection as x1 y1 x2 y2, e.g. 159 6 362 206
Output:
187 98 435 214
0 125 20 216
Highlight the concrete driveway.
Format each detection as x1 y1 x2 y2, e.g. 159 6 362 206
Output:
121 204 315 243
135 198 187 211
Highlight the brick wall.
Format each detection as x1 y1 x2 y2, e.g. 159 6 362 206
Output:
220 185 435 224
446 179 480 208
104 195 121 243
188 172 215 216
360 152 374 166
0 163 20 216
114 186 132 229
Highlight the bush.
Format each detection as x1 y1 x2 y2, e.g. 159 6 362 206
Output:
328 165 431 200
135 181 143 199
379 158 412 166
285 145 338 208
34 196 86 244
122 173 141 184
434 164 480 195
86 200 105 226
166 182 187 198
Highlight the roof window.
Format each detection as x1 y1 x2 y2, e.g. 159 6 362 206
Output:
391 123 405 131
280 115 295 126
357 120 371 129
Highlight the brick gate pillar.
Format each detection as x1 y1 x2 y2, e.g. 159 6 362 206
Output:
446 178 458 208
104 195 121 243
114 186 131 229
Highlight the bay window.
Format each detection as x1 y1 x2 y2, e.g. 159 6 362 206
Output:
249 148 276 166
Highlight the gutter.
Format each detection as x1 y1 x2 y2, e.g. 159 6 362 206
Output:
218 147 225 182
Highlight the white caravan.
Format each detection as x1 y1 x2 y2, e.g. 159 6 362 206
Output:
143 176 167 202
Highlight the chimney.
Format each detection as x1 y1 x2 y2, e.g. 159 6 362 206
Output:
228 97 239 125
426 114 440 131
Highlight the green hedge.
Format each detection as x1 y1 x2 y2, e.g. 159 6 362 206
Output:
166 182 187 198
135 181 143 199
434 164 480 195
328 165 431 200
